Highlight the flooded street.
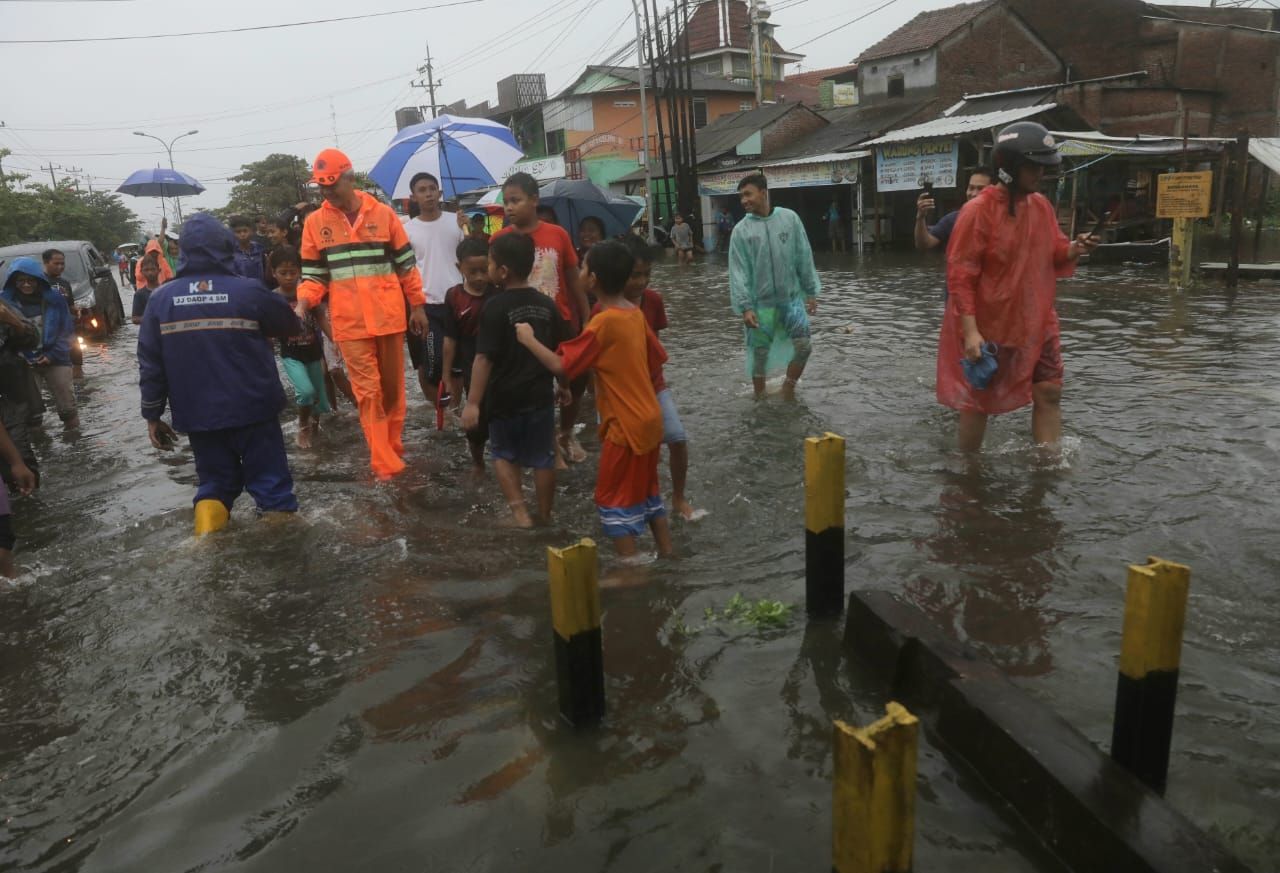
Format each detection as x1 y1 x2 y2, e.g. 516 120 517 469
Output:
2 254 1278 872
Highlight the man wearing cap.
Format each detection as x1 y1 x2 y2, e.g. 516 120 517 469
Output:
295 148 428 479
937 121 1098 452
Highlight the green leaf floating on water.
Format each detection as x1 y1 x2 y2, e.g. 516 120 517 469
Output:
721 594 794 628
675 594 795 635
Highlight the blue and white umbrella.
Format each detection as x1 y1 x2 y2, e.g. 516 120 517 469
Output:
370 115 524 201
116 167 205 198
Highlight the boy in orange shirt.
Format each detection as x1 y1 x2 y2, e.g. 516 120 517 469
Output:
516 240 673 558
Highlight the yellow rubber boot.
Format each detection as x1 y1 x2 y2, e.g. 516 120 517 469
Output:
193 499 230 537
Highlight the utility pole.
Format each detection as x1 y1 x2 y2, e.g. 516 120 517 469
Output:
42 162 62 187
67 166 83 192
750 0 764 104
629 0 655 242
329 98 341 146
412 41 444 119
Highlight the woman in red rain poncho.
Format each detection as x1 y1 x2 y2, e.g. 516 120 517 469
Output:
937 121 1099 452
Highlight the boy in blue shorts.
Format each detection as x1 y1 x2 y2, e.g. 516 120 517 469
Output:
462 233 566 527
617 236 701 521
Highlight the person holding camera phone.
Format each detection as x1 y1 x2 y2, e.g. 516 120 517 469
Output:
914 168 995 253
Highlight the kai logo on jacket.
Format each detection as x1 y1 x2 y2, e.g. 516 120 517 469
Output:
175 281 228 305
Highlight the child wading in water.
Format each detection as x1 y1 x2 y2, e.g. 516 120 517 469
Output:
517 240 673 558
618 235 701 521
462 233 566 527
271 247 331 447
490 172 591 467
442 237 497 470
131 253 162 325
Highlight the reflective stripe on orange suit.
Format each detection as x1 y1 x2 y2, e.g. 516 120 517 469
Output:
297 192 425 477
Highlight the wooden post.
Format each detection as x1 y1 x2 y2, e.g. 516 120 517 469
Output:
1068 169 1079 240
1169 217 1194 289
833 702 919 873
1212 150 1230 235
805 433 845 617
547 538 605 727
1227 132 1250 289
1253 168 1270 260
1110 557 1191 794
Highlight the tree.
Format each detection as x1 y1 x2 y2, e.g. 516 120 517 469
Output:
219 153 310 221
0 178 141 252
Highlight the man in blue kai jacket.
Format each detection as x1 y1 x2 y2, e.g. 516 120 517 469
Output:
137 213 303 535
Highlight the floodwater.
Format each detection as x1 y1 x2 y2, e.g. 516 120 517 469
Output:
1 252 1277 872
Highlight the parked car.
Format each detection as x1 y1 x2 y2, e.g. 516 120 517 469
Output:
0 240 127 337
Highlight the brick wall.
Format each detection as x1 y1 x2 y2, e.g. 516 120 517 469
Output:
1008 0 1150 80
1142 17 1280 137
761 106 828 154
934 7 1063 106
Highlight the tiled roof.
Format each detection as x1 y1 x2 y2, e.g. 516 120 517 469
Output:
684 0 790 57
769 99 932 158
695 100 805 162
784 64 858 88
564 65 754 97
774 80 820 106
856 0 998 64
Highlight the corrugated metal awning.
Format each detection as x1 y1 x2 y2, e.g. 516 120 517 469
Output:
1249 138 1280 175
764 150 870 168
862 104 1055 146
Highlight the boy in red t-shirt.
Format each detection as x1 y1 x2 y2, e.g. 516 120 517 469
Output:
491 172 592 468
517 240 673 558
442 237 497 469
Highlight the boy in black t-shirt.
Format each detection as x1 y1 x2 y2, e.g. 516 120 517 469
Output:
462 234 565 527
442 237 497 469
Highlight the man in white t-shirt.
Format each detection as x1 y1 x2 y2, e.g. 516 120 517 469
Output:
403 171 466 406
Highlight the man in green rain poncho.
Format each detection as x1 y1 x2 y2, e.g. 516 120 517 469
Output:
728 173 821 400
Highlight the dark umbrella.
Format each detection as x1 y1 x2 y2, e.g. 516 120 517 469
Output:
538 179 643 241
116 167 205 198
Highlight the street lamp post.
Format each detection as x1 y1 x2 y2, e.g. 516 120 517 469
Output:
133 129 198 223
629 0 656 243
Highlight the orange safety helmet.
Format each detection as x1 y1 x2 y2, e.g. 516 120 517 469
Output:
311 148 353 186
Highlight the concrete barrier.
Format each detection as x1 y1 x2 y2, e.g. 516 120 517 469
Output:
844 590 1253 873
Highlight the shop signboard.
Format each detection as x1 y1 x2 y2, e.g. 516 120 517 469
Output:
505 154 566 182
698 159 861 196
875 138 958 192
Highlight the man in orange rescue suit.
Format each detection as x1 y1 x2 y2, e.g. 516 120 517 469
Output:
296 148 429 479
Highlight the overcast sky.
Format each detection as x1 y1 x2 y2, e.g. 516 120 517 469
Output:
1 0 1225 231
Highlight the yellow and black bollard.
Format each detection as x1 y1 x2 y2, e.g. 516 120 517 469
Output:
547 538 605 727
805 433 846 617
1110 557 1191 794
832 702 918 873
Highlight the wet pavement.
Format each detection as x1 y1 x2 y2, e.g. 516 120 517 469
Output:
1 253 1276 871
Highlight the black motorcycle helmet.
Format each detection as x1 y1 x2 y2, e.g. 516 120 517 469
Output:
993 121 1061 213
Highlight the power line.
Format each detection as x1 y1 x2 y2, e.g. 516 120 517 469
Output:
0 69 416 133
791 0 901 50
0 0 485 44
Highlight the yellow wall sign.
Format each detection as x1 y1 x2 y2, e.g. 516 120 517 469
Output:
1156 171 1213 219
